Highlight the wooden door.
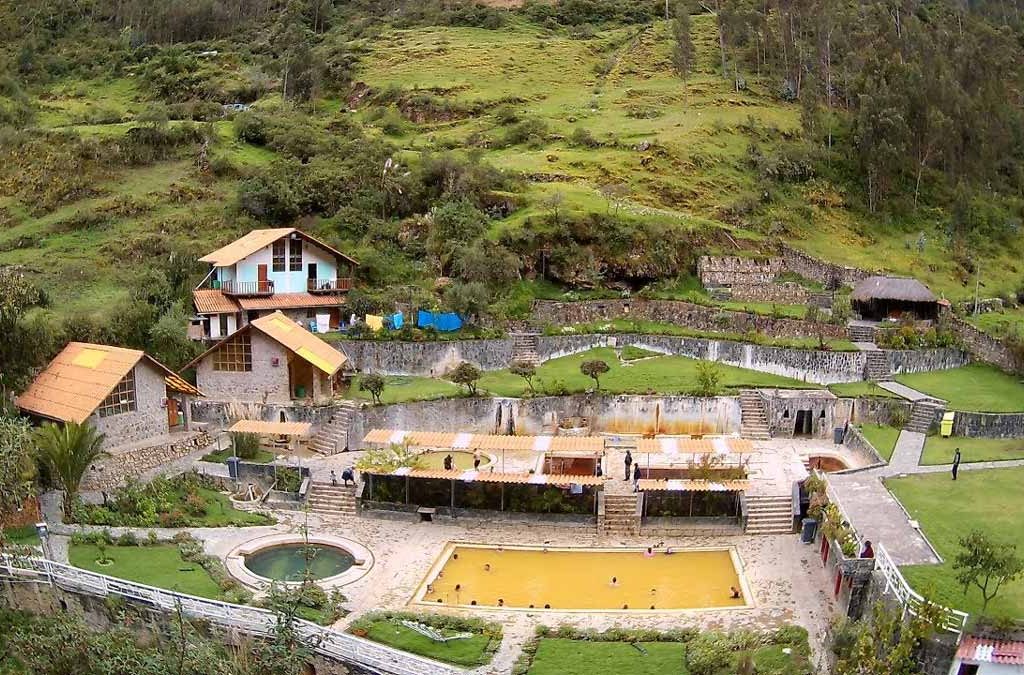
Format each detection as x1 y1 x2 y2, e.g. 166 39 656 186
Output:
307 263 318 291
167 398 179 428
257 264 268 292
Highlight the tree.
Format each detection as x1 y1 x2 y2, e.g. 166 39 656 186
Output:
450 362 482 396
671 4 695 102
359 373 386 405
510 360 537 394
580 359 610 391
270 0 320 102
35 421 105 519
598 182 629 216
835 600 942 675
695 361 722 396
443 281 490 325
0 267 46 391
954 530 1024 613
427 200 489 275
0 416 35 528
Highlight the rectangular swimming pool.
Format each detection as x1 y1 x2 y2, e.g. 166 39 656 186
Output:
415 543 751 611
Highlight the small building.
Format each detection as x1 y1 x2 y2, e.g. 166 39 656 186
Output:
950 636 1024 675
15 342 202 450
186 311 347 404
191 227 358 341
850 275 938 321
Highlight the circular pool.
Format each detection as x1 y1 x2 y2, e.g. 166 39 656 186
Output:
807 455 849 472
244 544 355 582
417 450 492 470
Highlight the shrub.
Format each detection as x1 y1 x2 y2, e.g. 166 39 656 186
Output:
694 361 722 397
116 531 138 547
568 127 600 148
502 118 548 146
231 432 261 460
686 632 734 675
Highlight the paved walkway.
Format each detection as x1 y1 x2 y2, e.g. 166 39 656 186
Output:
877 381 940 402
852 341 878 351
887 430 926 473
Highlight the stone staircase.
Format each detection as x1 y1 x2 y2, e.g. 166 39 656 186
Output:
307 481 357 516
510 331 540 366
745 495 794 535
739 390 771 440
847 323 876 342
863 349 891 381
905 399 945 433
600 494 641 536
309 401 359 455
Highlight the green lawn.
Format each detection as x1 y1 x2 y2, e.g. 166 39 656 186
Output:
68 544 221 599
200 447 276 464
528 640 685 675
479 347 816 398
354 620 495 667
919 435 1024 466
1 526 40 548
895 364 1024 412
621 345 662 361
887 467 1024 617
344 375 463 404
857 424 901 462
828 382 899 399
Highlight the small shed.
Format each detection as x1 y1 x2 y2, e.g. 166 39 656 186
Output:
850 276 938 321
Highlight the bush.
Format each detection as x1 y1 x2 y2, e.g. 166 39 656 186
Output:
686 632 734 675
231 432 261 460
502 118 548 146
569 127 600 148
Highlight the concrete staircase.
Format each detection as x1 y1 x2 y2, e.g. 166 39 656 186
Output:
307 481 357 516
905 399 945 433
863 349 891 381
600 494 641 536
847 323 876 342
739 390 771 440
510 331 540 366
309 401 359 455
745 495 794 535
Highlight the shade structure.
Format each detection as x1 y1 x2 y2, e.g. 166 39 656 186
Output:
361 429 606 453
371 467 604 486
228 420 312 437
635 437 752 455
637 479 750 492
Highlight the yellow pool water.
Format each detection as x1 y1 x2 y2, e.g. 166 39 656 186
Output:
418 544 748 611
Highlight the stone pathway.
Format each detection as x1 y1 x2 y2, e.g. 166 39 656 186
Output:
877 381 941 402
886 430 926 473
851 341 878 351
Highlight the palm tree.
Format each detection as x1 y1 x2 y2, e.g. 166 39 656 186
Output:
35 422 105 519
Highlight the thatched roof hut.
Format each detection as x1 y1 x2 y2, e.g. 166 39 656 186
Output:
851 276 938 320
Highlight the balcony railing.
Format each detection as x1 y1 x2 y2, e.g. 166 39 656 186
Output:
307 278 353 294
215 280 275 297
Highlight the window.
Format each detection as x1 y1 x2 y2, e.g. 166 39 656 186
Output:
97 369 137 417
289 238 302 271
213 333 252 372
218 315 229 336
272 240 286 272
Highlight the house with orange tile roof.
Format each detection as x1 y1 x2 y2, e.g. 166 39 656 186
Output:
16 342 203 450
184 311 348 404
190 228 358 341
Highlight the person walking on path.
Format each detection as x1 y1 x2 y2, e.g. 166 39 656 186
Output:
633 461 642 491
624 450 633 480
952 448 961 481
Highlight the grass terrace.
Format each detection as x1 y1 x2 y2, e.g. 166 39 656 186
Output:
919 435 1024 466
200 447 276 464
895 364 1024 412
348 613 500 667
887 467 1024 617
478 348 816 397
856 424 901 462
344 375 463 404
68 543 221 599
827 382 900 399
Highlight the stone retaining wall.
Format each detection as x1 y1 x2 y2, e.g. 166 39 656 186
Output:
885 348 969 375
951 411 1024 438
531 299 846 339
847 397 913 426
82 431 212 491
190 400 341 428
336 338 512 375
777 243 871 286
842 425 887 467
698 256 782 286
725 283 832 308
947 315 1022 373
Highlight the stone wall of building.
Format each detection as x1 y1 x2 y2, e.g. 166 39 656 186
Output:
947 315 1022 373
81 431 211 491
531 299 847 339
846 396 913 426
697 256 783 286
764 391 848 439
337 338 513 376
88 361 168 450
951 411 1024 438
349 395 743 448
195 331 292 404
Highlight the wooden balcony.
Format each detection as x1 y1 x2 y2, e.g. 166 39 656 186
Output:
307 278 353 294
217 280 275 297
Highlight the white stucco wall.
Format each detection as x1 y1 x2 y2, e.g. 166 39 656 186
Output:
234 238 338 293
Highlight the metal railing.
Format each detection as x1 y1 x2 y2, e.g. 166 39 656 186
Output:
217 280 275 296
874 543 969 636
307 278 353 293
0 555 458 675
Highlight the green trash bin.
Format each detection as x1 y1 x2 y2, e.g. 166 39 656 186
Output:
295 385 306 398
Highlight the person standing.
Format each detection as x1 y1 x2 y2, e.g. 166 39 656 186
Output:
444 454 454 471
633 461 642 491
473 448 482 470
952 447 961 481
624 450 633 481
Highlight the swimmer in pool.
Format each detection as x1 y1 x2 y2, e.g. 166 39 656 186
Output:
644 547 654 558
664 547 674 555
730 586 741 599
426 584 434 593
544 603 550 609
455 584 461 592
484 563 491 572
610 576 618 586
650 588 656 595
452 553 459 560
497 598 504 607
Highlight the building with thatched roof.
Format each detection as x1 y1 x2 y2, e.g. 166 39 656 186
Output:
850 276 938 320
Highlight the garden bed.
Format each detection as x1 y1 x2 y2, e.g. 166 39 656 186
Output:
348 612 501 667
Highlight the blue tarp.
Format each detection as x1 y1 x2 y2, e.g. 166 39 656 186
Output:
392 313 404 329
416 310 463 332
417 310 434 328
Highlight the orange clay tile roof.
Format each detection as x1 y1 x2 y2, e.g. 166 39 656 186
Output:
16 342 201 424
366 468 604 486
361 430 606 453
637 479 750 492
193 289 240 314
236 293 344 311
228 419 312 437
199 228 358 267
250 311 346 375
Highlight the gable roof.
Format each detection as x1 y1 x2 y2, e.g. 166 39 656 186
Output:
957 636 1024 666
193 288 240 314
199 228 359 267
851 276 937 303
16 343 201 424
183 312 346 376
236 292 344 311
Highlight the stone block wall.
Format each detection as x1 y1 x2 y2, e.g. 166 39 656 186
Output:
948 315 1022 373
195 331 292 404
337 338 513 376
842 425 887 467
885 348 969 375
847 397 913 426
725 283 828 307
190 399 341 428
777 243 871 286
697 256 783 286
88 361 168 450
764 392 848 439
81 431 211 491
531 299 846 340
951 411 1024 438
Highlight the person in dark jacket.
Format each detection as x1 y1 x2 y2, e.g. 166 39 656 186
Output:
633 462 642 491
952 448 961 481
624 450 633 480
